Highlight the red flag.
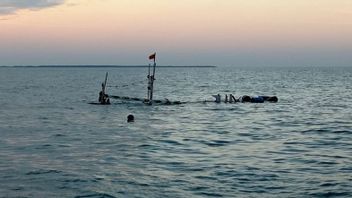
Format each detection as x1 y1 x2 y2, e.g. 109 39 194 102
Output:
149 53 156 60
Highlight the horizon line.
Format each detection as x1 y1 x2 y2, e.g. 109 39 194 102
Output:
0 65 217 68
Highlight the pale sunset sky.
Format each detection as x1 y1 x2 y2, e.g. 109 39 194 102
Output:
0 0 351 66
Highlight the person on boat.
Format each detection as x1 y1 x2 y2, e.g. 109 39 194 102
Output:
238 95 251 103
212 94 221 103
105 96 110 104
266 96 278 102
99 83 105 103
99 92 110 104
99 90 104 103
229 94 236 103
258 96 278 102
251 96 264 103
238 95 266 103
98 83 110 105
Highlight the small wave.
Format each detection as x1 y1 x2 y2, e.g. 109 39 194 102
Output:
75 193 116 198
194 175 218 181
340 167 352 171
58 144 71 148
160 139 184 146
195 191 224 197
301 128 351 134
206 107 239 111
320 182 339 187
198 85 209 88
283 141 302 145
308 191 350 197
301 129 331 134
26 169 61 175
35 144 53 149
10 186 24 191
265 186 286 190
63 178 92 183
186 167 205 172
138 144 153 148
332 130 351 134
189 186 208 191
317 161 338 165
197 139 231 147
237 132 253 137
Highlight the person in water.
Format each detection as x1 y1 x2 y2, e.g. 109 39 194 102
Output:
127 114 134 122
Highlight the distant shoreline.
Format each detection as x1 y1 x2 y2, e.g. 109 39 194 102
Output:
1 65 217 68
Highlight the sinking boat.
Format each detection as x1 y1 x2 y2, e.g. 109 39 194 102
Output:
90 53 278 105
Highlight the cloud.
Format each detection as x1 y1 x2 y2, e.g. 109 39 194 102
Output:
0 0 65 15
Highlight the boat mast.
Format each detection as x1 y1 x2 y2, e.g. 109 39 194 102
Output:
146 53 156 103
147 63 151 100
103 72 108 94
150 58 156 101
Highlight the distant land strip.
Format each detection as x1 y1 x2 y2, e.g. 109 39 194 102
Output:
2 65 216 68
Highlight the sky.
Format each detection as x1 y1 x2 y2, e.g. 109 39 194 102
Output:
0 0 352 66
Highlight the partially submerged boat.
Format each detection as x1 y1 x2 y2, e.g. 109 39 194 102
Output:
90 53 278 105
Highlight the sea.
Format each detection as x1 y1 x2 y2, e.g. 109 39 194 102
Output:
0 66 351 198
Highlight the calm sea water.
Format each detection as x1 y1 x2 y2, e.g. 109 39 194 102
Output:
0 66 351 198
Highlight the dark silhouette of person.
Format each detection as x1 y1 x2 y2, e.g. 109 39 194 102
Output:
229 94 236 103
127 114 134 122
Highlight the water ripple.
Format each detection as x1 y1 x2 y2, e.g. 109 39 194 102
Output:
1 66 352 197
75 193 116 198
